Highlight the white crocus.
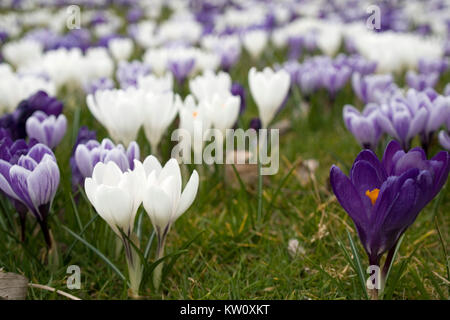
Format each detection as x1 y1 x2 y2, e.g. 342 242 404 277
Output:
142 156 199 288
142 91 178 153
108 38 134 62
189 70 232 102
3 39 43 68
202 92 240 134
84 160 145 297
242 29 268 59
85 161 145 236
248 67 291 128
87 88 144 146
0 65 56 114
177 95 211 161
137 72 173 93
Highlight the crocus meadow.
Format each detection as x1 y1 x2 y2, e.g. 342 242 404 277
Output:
0 0 449 301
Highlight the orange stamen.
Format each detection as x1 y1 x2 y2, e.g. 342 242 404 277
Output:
365 188 380 206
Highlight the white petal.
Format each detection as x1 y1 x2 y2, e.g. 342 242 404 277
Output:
175 170 199 220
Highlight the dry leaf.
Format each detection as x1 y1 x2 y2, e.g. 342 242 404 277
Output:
0 271 28 300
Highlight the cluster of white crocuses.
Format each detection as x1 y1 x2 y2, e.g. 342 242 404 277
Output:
87 67 290 160
85 155 199 296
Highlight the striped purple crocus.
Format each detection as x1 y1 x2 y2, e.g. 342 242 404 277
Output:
0 142 60 247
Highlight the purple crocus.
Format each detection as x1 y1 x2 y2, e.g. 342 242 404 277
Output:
376 91 428 150
72 138 140 188
405 71 439 91
26 111 67 149
116 60 151 89
0 143 60 247
0 90 63 140
0 137 37 240
377 89 450 151
352 73 398 104
70 126 97 189
330 140 449 276
343 104 382 151
287 36 303 61
322 66 352 97
167 57 195 84
418 58 448 75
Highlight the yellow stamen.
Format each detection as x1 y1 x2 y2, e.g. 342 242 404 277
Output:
193 111 198 118
365 188 380 206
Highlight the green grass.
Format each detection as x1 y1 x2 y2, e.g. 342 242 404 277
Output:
0 44 449 300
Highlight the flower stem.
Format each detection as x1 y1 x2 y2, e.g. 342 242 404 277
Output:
154 234 166 291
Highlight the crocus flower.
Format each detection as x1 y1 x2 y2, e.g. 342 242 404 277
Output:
352 73 398 104
189 70 232 103
376 92 429 150
378 89 450 151
85 160 145 296
108 38 134 62
330 141 449 289
168 57 195 84
26 111 67 149
0 143 60 248
418 58 448 74
136 73 173 93
248 67 290 128
201 92 241 134
70 126 97 189
343 104 382 151
1 90 63 140
177 95 211 161
142 156 199 288
74 138 140 186
141 91 178 153
0 137 37 240
87 88 144 146
405 71 439 91
116 60 151 89
242 29 268 60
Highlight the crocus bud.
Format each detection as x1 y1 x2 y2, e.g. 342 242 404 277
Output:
108 38 134 62
141 91 178 153
242 29 268 59
248 67 290 128
26 111 67 149
343 104 382 151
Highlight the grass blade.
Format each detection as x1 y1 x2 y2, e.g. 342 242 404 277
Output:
64 226 126 282
346 230 369 299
